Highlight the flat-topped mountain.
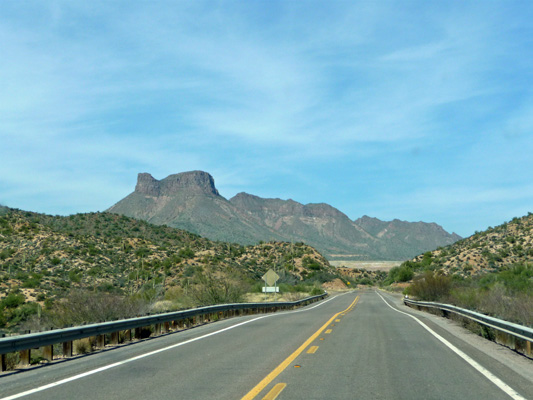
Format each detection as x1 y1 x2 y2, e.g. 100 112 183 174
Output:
136 171 220 197
108 171 461 260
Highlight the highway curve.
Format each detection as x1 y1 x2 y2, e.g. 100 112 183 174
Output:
1 291 533 399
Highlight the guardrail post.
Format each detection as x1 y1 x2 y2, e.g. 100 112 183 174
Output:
163 322 170 333
110 332 119 345
42 345 53 362
155 323 162 335
20 349 30 366
125 329 132 342
62 341 72 357
527 341 532 356
495 331 513 349
96 335 105 349
134 327 142 340
1 353 6 372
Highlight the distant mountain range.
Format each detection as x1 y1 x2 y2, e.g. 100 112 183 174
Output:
108 171 461 260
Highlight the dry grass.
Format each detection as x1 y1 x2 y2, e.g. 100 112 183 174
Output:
243 292 309 303
74 338 93 355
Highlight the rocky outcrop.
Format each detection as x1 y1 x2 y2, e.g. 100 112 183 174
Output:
135 171 220 197
135 173 161 196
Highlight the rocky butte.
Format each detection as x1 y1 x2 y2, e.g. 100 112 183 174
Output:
108 171 461 260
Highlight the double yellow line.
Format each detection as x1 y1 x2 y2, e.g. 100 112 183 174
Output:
242 295 360 400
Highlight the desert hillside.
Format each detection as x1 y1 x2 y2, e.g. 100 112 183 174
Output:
0 208 336 332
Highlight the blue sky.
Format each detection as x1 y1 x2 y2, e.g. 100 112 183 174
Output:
1 1 532 238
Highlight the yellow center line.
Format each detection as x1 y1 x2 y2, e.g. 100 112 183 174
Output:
335 319 341 322
241 295 360 400
307 346 319 354
262 383 287 400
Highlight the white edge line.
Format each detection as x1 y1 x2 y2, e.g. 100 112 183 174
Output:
375 291 527 400
0 293 345 400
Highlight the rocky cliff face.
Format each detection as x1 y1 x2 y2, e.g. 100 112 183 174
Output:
135 171 220 197
108 171 461 260
135 173 161 196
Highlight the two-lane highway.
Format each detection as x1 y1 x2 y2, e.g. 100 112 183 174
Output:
1 291 532 399
250 292 533 399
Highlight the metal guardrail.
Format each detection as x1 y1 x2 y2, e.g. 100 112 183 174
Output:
0 293 327 370
404 298 533 356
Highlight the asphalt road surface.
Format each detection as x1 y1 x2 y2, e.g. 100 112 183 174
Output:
1 290 532 399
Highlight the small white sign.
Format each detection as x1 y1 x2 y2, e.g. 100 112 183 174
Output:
262 286 280 293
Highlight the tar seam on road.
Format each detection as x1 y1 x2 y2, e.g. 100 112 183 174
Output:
376 291 527 400
241 295 360 400
0 294 345 400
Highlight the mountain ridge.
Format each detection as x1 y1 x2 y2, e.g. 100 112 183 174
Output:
108 171 461 260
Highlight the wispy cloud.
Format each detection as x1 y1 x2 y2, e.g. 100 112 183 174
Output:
0 1 531 237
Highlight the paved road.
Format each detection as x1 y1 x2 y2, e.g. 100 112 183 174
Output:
1 291 532 399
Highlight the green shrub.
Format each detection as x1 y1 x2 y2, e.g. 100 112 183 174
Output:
190 273 244 305
407 271 451 301
1 292 25 308
385 264 414 284
178 247 195 259
310 287 323 295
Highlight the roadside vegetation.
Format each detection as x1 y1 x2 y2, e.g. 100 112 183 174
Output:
0 208 340 334
383 213 533 327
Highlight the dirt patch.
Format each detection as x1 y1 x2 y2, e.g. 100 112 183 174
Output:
322 278 348 291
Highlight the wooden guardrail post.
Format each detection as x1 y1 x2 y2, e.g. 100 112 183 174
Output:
495 331 514 349
134 327 142 340
20 349 30 366
96 334 105 349
125 329 132 342
1 353 6 372
110 331 119 345
62 341 73 357
42 344 53 362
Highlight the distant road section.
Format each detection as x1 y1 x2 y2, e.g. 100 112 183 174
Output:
1 291 532 400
